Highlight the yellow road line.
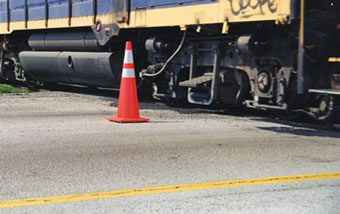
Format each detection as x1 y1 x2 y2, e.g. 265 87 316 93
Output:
1 172 340 209
329 57 340 62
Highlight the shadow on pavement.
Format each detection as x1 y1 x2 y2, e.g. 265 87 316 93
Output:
43 83 119 98
257 126 340 138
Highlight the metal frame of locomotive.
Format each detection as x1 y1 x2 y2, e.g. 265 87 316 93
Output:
0 0 339 121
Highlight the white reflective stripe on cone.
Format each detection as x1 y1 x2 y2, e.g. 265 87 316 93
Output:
122 68 135 78
124 50 134 64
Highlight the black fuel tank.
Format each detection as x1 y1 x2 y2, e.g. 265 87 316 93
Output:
19 51 124 88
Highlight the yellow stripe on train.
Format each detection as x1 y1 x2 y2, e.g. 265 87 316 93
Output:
127 1 292 28
0 14 116 34
329 57 340 63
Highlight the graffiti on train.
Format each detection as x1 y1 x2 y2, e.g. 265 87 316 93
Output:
228 0 278 17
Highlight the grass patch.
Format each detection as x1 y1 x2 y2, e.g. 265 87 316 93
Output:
0 83 31 94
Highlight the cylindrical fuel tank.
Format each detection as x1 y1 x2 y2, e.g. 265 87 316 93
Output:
18 51 123 88
28 32 102 51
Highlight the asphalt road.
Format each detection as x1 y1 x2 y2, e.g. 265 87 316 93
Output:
0 91 340 213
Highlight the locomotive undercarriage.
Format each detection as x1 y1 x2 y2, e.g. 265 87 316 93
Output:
0 20 338 121
140 23 337 121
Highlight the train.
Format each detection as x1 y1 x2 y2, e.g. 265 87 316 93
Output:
1 0 340 121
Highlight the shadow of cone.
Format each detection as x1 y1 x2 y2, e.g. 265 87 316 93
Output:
106 41 150 123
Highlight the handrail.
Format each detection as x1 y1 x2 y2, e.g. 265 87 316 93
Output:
68 0 72 26
45 0 49 27
24 0 28 28
93 0 97 24
6 0 10 32
297 0 305 94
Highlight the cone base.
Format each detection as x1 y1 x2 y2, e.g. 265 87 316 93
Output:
106 117 150 123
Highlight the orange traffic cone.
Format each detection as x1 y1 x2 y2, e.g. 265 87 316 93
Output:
106 41 150 123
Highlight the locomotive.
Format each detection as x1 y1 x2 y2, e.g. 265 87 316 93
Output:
0 0 339 121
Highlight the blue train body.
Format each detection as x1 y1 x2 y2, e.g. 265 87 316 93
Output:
0 0 112 22
0 0 215 24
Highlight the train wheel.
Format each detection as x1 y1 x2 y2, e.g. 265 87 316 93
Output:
306 94 334 122
270 76 303 121
234 70 250 107
26 78 44 91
